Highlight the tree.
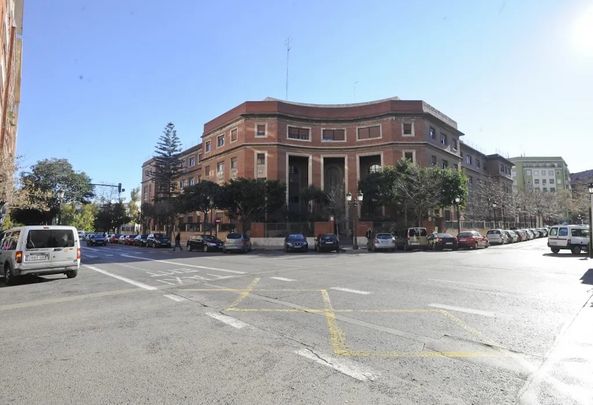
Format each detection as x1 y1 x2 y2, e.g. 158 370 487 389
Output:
94 202 131 232
219 178 286 232
60 203 96 230
128 187 141 224
147 123 183 236
179 181 222 233
13 158 94 224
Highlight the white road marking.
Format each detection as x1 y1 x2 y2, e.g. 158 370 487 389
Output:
120 254 246 274
428 303 495 318
295 349 378 382
206 312 250 329
105 254 114 257
163 294 188 302
84 265 158 291
270 277 296 282
330 287 371 295
85 255 98 259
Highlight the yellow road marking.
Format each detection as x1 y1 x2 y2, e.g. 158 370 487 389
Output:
181 288 320 292
321 289 349 355
226 277 260 309
0 288 141 312
438 309 499 346
343 350 502 358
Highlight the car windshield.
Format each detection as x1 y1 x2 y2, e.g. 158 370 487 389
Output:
227 233 243 239
320 235 336 240
458 232 473 237
376 234 393 239
436 233 452 238
288 234 306 241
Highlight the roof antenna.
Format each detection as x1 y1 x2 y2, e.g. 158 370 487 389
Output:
285 37 291 100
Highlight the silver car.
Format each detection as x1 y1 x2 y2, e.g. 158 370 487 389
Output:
367 233 396 252
223 232 252 253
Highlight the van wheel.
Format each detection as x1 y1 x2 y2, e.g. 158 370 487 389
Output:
551 247 560 254
4 264 15 285
66 270 77 279
571 246 581 255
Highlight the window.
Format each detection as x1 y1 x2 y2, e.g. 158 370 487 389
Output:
217 134 225 147
403 150 415 163
548 170 554 176
198 153 202 162
534 170 539 175
451 139 458 150
534 179 540 184
287 126 310 140
256 153 266 178
525 169 531 175
442 160 448 169
189 177 195 186
205 141 211 152
431 155 437 166
256 124 266 137
542 179 547 185
402 122 414 136
189 157 196 167
216 161 224 175
440 133 448 145
550 187 556 192
231 157 237 170
357 125 381 140
466 155 473 165
468 176 473 185
322 129 345 141
205 166 210 176
557 178 562 184
549 179 554 184
543 188 548 192
230 128 238 142
429 127 436 139
476 159 481 168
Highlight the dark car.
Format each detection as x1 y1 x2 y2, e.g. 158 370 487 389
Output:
133 234 148 247
314 233 340 252
223 232 252 253
187 234 224 252
284 233 308 252
123 234 138 245
87 232 107 246
428 232 458 251
457 231 489 249
146 233 171 248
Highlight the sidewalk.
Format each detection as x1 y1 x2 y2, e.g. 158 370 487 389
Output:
518 289 593 404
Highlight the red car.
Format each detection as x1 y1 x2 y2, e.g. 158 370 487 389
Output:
457 231 489 249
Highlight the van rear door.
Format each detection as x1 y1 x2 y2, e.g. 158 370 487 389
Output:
547 226 568 248
25 228 78 268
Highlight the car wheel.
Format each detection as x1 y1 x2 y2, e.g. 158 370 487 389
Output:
551 247 560 254
66 270 77 279
4 264 15 285
571 246 581 255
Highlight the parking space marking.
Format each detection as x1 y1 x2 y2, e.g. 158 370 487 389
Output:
295 348 378 382
120 254 246 274
270 277 296 282
428 304 495 318
330 287 371 295
163 294 188 302
206 312 250 329
227 277 260 309
84 265 158 291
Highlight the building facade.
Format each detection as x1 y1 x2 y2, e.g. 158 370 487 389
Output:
510 156 571 194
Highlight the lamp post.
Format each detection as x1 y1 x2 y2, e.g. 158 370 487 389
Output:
346 191 363 250
454 197 461 235
492 203 497 228
56 189 65 225
588 183 593 259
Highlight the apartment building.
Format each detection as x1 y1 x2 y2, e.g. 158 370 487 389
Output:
510 156 571 193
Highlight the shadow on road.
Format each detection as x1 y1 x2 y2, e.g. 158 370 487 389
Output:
542 252 589 259
0 274 58 288
580 269 593 285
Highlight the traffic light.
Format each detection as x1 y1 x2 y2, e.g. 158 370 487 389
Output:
118 183 122 194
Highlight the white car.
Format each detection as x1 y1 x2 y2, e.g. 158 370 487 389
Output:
367 233 396 252
486 229 507 245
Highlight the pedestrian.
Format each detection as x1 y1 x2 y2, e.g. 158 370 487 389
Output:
172 232 182 251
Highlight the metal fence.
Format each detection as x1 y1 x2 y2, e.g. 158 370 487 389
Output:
444 221 534 231
264 222 314 237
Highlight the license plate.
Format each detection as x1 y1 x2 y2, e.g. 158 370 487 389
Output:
445 242 452 245
28 254 48 261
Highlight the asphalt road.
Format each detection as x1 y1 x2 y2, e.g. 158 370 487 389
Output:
1 239 592 404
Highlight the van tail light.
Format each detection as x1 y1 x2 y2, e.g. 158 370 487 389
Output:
15 251 23 263
77 248 81 260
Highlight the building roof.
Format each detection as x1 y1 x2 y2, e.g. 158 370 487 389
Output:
486 154 515 166
509 156 568 163
570 169 593 183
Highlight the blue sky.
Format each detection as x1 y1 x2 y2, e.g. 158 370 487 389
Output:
17 0 593 201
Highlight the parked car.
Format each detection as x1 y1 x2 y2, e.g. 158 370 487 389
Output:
367 232 396 252
548 225 590 255
224 232 251 253
187 234 224 252
123 234 138 245
284 233 309 252
0 225 80 284
146 233 171 248
427 232 458 251
133 234 148 247
504 230 519 243
514 229 527 241
537 228 548 237
314 234 340 252
486 229 507 245
87 233 108 246
457 231 489 249
394 227 429 250
109 234 121 243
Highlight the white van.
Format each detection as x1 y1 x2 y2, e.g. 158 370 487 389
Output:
1 225 81 284
547 225 590 255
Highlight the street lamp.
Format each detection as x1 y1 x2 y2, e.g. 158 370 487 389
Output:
588 183 593 259
56 189 65 225
346 191 364 250
492 203 497 228
454 196 461 235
